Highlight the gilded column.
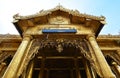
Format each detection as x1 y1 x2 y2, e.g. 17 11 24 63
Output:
2 35 32 78
17 39 34 77
87 35 115 78
26 60 34 78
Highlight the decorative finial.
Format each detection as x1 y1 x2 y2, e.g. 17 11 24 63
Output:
56 44 63 53
59 3 60 6
100 15 106 20
13 13 20 19
58 3 60 9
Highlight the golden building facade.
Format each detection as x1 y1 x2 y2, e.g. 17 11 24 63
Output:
0 5 120 78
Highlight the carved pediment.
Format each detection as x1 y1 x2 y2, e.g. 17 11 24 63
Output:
49 16 70 24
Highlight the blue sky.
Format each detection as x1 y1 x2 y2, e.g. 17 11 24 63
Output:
0 0 120 35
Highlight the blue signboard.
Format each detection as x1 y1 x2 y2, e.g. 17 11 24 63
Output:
42 29 77 33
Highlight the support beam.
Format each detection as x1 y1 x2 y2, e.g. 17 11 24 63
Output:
87 35 115 78
2 35 32 78
0 63 6 73
38 57 45 78
84 60 92 78
75 58 81 78
117 50 120 57
112 62 120 77
90 67 96 78
0 63 7 77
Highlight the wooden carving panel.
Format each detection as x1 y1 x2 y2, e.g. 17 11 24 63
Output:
49 16 70 24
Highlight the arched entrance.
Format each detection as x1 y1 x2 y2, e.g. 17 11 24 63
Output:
32 46 86 78
24 38 95 78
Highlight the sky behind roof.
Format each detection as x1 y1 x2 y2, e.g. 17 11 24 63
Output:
0 0 120 35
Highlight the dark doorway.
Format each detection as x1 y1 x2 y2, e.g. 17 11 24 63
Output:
31 46 89 78
49 70 71 78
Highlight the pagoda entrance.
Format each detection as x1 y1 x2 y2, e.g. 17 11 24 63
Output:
32 46 87 78
25 38 93 78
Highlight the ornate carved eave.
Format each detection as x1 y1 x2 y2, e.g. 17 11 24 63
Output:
13 5 105 21
0 34 21 39
0 34 21 45
98 35 120 38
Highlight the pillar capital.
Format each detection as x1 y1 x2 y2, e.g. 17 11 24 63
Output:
23 35 33 41
86 34 95 40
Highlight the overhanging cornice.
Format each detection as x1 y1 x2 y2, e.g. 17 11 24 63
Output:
12 5 106 37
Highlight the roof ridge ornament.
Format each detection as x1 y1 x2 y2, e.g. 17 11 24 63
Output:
56 3 63 10
13 5 105 21
58 3 61 9
13 13 20 20
100 15 106 20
